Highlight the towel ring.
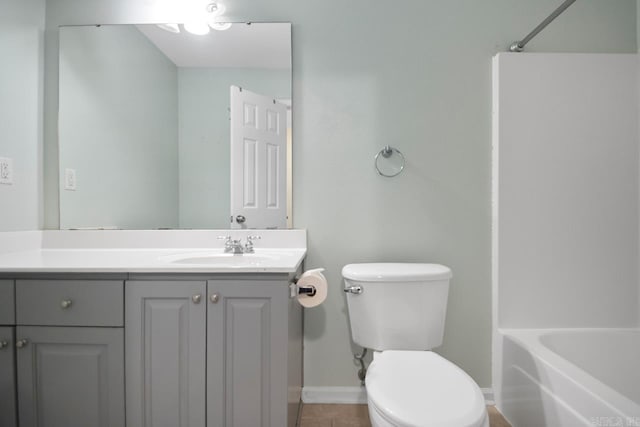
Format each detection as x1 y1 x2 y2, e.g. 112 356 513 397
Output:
374 145 405 178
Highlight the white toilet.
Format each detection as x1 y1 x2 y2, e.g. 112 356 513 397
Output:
343 263 488 427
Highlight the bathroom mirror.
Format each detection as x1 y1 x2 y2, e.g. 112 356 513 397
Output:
58 23 292 230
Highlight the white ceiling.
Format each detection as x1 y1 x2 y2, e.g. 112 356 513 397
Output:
136 23 291 69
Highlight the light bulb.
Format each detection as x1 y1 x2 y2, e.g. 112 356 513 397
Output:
184 22 210 35
206 2 226 16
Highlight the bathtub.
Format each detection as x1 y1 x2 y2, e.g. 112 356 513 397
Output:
497 329 640 427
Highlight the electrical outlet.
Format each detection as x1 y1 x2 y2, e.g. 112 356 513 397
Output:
64 168 77 191
0 157 13 185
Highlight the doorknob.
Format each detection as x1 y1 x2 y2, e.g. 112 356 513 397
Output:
235 215 246 224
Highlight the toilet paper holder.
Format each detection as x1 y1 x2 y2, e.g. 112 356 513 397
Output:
289 277 317 298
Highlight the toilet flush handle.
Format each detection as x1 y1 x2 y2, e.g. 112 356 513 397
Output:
344 285 363 295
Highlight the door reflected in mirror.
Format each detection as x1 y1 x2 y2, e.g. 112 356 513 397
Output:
58 23 292 230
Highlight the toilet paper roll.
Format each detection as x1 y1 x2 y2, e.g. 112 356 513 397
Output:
296 268 328 308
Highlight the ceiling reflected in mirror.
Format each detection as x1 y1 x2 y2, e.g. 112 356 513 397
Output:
137 23 291 68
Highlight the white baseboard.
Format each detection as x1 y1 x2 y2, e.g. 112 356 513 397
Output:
482 388 495 405
302 387 368 404
302 386 495 406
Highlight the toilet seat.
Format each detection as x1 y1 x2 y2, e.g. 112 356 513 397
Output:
365 351 487 427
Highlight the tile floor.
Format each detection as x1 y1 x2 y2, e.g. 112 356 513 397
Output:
299 404 511 427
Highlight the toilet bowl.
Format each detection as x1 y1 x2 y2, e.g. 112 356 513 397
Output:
365 351 488 427
342 263 488 427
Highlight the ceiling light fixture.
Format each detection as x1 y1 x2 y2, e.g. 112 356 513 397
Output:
209 21 232 31
206 2 231 31
184 22 210 35
206 2 226 16
182 1 230 35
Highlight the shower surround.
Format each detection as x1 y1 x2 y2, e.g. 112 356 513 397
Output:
492 53 640 426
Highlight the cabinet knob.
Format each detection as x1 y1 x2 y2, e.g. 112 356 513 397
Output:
0 340 8 350
16 339 28 349
192 294 202 304
210 293 220 304
60 299 73 309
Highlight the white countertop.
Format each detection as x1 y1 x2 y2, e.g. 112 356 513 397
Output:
0 230 306 274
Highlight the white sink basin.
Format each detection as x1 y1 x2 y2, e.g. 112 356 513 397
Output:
159 250 294 268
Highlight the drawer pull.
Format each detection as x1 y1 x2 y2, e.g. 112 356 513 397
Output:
16 339 28 349
0 340 8 350
60 299 73 309
210 293 220 304
192 294 202 304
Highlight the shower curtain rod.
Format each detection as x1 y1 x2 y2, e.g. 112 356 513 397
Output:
509 0 577 52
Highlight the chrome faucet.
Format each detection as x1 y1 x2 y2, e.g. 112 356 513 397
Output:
244 235 261 253
218 236 244 254
218 235 261 254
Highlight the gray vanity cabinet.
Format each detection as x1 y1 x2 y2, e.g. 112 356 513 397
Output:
11 279 125 427
15 327 125 427
207 280 289 427
0 280 15 325
0 326 17 427
125 280 207 427
0 280 16 427
126 277 300 427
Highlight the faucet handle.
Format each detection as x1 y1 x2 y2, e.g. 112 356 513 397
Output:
244 235 261 253
218 236 233 249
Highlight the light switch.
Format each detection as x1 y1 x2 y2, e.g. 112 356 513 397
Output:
65 168 77 191
0 157 13 185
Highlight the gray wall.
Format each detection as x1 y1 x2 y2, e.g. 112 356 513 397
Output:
178 68 290 229
39 0 638 389
0 0 45 231
58 26 179 229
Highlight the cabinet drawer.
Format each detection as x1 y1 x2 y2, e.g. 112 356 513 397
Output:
16 280 123 327
0 280 14 325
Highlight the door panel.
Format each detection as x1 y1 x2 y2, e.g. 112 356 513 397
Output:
230 86 287 229
207 281 288 427
16 326 124 427
0 327 16 427
126 281 206 427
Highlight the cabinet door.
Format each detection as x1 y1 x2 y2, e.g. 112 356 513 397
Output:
16 326 124 427
0 327 16 427
126 281 207 427
207 281 289 427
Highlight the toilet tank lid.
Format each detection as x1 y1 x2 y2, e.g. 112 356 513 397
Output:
342 263 452 282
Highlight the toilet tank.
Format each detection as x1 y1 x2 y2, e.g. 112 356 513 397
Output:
343 263 452 351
